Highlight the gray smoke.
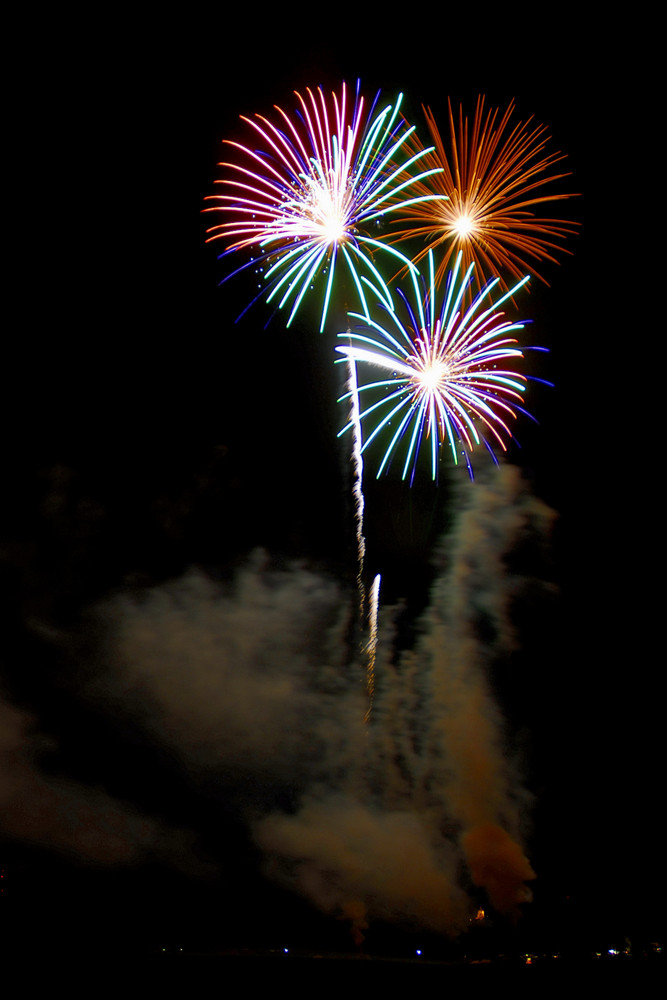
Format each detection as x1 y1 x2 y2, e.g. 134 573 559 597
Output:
0 694 159 864
99 463 553 936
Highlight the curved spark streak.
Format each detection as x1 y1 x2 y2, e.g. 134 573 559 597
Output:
204 82 445 331
337 251 534 482
391 96 578 294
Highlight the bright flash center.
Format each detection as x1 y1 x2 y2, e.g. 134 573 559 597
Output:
414 358 451 392
309 185 349 244
453 213 475 237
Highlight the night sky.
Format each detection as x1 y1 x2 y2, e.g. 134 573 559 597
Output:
2 17 662 963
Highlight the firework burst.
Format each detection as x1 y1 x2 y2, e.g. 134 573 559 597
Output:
203 82 444 331
337 251 540 482
390 96 578 293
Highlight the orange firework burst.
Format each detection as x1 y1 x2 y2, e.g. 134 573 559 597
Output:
391 96 578 293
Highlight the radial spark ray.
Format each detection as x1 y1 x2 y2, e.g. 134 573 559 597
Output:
391 96 578 293
203 82 444 331
337 251 536 483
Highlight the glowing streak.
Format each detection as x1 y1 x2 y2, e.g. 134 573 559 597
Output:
337 250 537 483
345 357 382 724
391 95 578 294
346 355 366 621
204 82 444 331
363 574 381 724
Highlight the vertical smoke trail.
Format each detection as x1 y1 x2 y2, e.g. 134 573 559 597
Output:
363 573 381 724
392 465 546 914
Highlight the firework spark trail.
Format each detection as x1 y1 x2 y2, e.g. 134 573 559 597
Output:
203 82 444 331
363 573 381 724
346 357 381 722
346 355 366 622
390 95 578 295
337 250 538 483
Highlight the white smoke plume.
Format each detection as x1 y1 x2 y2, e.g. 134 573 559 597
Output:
101 464 553 937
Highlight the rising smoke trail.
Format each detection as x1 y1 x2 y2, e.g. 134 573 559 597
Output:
370 463 550 914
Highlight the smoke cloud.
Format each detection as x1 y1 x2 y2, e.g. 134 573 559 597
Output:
97 463 552 936
0 695 158 864
102 552 353 796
